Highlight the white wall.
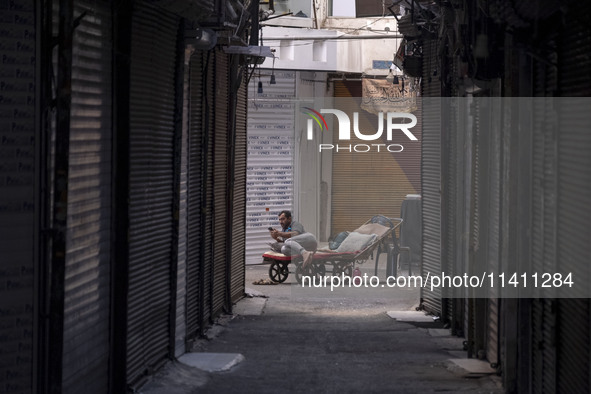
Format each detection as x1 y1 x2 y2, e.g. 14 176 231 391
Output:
294 71 333 241
260 18 402 76
260 27 339 71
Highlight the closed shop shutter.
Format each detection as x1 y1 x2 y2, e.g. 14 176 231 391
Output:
555 6 591 393
186 50 244 338
444 57 465 333
453 93 469 335
245 70 296 265
530 60 546 394
61 1 112 392
420 40 442 316
187 51 206 339
126 2 179 388
530 39 558 394
482 97 502 366
469 97 483 357
212 50 229 317
231 71 248 301
442 94 457 326
173 45 192 358
0 0 37 391
202 49 215 326
331 81 421 235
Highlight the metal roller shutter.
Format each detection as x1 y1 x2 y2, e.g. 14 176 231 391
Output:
231 70 248 302
173 43 192 358
454 95 469 336
126 2 179 388
202 49 215 325
440 54 456 327
61 1 112 392
442 96 457 326
331 81 420 235
530 61 547 394
555 6 591 392
0 0 37 391
468 97 485 358
420 40 442 316
530 39 558 394
186 51 205 340
245 70 296 265
484 97 501 367
212 49 229 317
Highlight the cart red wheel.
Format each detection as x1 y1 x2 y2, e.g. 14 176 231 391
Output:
269 261 289 283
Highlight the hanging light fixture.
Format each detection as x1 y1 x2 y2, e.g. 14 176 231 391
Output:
270 56 276 84
393 75 399 85
258 80 263 94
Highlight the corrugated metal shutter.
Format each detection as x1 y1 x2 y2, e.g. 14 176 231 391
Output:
530 60 545 394
0 0 37 391
62 1 112 392
331 81 420 235
186 51 205 339
555 6 591 393
485 97 501 367
126 2 179 388
420 39 442 316
187 49 242 338
201 50 215 326
174 46 192 358
442 94 457 327
453 95 469 336
212 49 229 317
445 59 463 334
231 71 248 301
469 97 483 358
245 70 295 265
530 39 558 394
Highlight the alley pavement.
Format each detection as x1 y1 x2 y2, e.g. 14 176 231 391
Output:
141 261 504 394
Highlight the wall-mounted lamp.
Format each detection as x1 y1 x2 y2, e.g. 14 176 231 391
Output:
258 81 263 94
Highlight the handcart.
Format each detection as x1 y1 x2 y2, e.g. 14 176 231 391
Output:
261 215 404 284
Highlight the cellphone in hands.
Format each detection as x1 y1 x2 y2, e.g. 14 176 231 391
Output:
268 227 274 231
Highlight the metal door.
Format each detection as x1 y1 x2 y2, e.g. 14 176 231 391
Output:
126 2 179 388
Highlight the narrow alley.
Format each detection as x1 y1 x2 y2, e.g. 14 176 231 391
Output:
1 1 590 393
141 264 503 394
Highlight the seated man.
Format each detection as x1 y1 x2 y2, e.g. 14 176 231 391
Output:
269 210 317 268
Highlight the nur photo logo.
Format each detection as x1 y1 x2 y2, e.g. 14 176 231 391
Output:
303 108 418 153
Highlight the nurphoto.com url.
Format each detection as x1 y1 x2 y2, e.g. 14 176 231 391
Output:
301 271 574 292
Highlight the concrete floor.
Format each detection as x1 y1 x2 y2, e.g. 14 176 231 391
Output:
140 260 504 394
